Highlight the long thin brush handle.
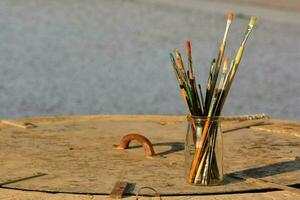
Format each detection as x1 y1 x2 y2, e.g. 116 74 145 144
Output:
218 56 230 91
205 59 215 114
206 46 224 114
213 43 226 84
216 17 256 114
188 91 218 183
186 41 194 78
214 59 234 115
198 84 205 113
170 53 186 85
206 120 219 183
175 50 196 112
207 13 233 111
194 140 210 183
175 49 189 84
190 78 202 115
188 117 211 183
185 96 193 114
170 53 193 113
218 46 244 113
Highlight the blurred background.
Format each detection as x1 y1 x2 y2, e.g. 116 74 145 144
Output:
0 0 299 120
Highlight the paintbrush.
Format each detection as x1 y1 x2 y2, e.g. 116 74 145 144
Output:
217 16 257 113
186 41 194 79
201 57 230 183
172 50 187 85
186 41 203 115
216 11 234 74
215 59 235 115
205 59 216 115
204 57 230 179
198 84 205 114
175 49 189 83
170 53 192 114
168 13 257 184
200 59 231 182
218 56 230 91
206 12 234 113
194 56 232 177
174 49 196 110
191 15 256 184
194 139 209 183
189 89 219 183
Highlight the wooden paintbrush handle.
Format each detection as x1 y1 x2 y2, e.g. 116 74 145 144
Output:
188 117 211 183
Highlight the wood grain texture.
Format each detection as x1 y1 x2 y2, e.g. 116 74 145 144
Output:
0 115 299 199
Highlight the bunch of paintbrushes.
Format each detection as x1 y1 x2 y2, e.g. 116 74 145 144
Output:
169 12 257 184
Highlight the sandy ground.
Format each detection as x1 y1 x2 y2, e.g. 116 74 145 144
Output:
0 0 299 119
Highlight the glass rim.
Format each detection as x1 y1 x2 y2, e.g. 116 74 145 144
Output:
187 115 221 121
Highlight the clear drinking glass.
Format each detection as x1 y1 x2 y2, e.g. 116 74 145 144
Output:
185 115 223 185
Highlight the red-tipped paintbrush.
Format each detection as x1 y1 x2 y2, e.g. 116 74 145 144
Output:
206 11 234 112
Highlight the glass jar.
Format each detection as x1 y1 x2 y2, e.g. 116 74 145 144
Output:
185 115 223 185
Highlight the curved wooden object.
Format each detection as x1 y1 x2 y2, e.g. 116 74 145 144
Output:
117 133 155 157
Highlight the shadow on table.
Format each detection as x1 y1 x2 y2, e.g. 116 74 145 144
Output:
226 158 300 185
126 142 185 156
122 142 299 187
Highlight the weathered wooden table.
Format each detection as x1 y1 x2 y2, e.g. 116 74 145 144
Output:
0 115 299 199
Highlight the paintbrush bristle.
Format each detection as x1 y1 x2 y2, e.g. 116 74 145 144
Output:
249 16 257 27
186 41 191 54
227 11 234 22
223 56 230 72
175 49 181 58
169 53 175 62
225 56 230 64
